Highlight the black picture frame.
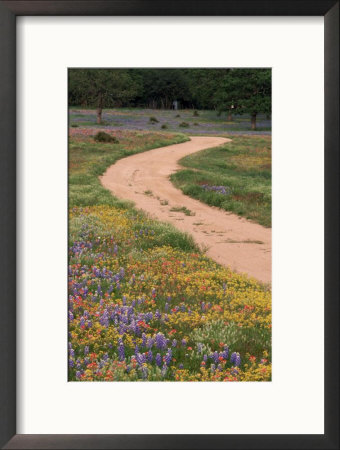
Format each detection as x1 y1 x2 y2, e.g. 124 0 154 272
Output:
0 1 338 449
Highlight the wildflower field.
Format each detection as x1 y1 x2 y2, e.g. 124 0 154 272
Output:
69 108 271 136
68 127 272 382
171 135 272 227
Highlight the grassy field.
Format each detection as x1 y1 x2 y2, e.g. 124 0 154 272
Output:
68 126 272 381
69 107 271 135
171 136 271 227
69 128 189 208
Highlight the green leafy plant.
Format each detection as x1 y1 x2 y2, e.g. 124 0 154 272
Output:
93 132 119 143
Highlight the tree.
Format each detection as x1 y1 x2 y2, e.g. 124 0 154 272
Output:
68 69 141 123
185 69 227 110
213 69 271 129
132 69 191 109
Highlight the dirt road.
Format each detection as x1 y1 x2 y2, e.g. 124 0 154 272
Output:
100 136 271 283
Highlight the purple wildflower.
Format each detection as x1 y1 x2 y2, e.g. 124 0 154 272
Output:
147 350 153 362
230 352 241 367
118 340 125 361
155 332 167 349
155 353 162 367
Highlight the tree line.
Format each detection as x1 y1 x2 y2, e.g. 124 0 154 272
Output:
68 68 271 129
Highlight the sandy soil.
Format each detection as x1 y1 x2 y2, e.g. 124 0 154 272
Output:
100 136 271 284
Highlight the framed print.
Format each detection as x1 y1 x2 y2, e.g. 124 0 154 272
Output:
0 1 339 449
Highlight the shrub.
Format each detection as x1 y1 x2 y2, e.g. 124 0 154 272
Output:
217 111 222 117
71 123 79 128
161 124 168 129
93 131 119 143
149 116 159 123
194 122 199 126
179 122 189 128
193 110 199 117
175 114 181 118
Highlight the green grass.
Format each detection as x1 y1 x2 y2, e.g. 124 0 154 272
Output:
170 206 195 216
68 130 198 252
170 135 271 227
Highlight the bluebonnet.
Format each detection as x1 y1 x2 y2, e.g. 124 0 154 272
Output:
221 346 229 359
202 184 232 195
211 351 219 365
147 337 154 349
141 333 147 347
164 348 172 366
118 340 125 361
155 332 167 349
155 353 162 367
230 352 241 367
136 353 146 366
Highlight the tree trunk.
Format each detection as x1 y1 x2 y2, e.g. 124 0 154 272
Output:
227 112 233 121
96 108 102 124
97 93 103 124
251 113 256 130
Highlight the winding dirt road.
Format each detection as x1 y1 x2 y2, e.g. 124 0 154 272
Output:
100 136 271 283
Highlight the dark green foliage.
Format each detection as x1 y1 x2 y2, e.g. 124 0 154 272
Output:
179 122 189 128
149 116 159 123
68 69 271 125
71 124 79 127
161 124 168 129
94 132 119 143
